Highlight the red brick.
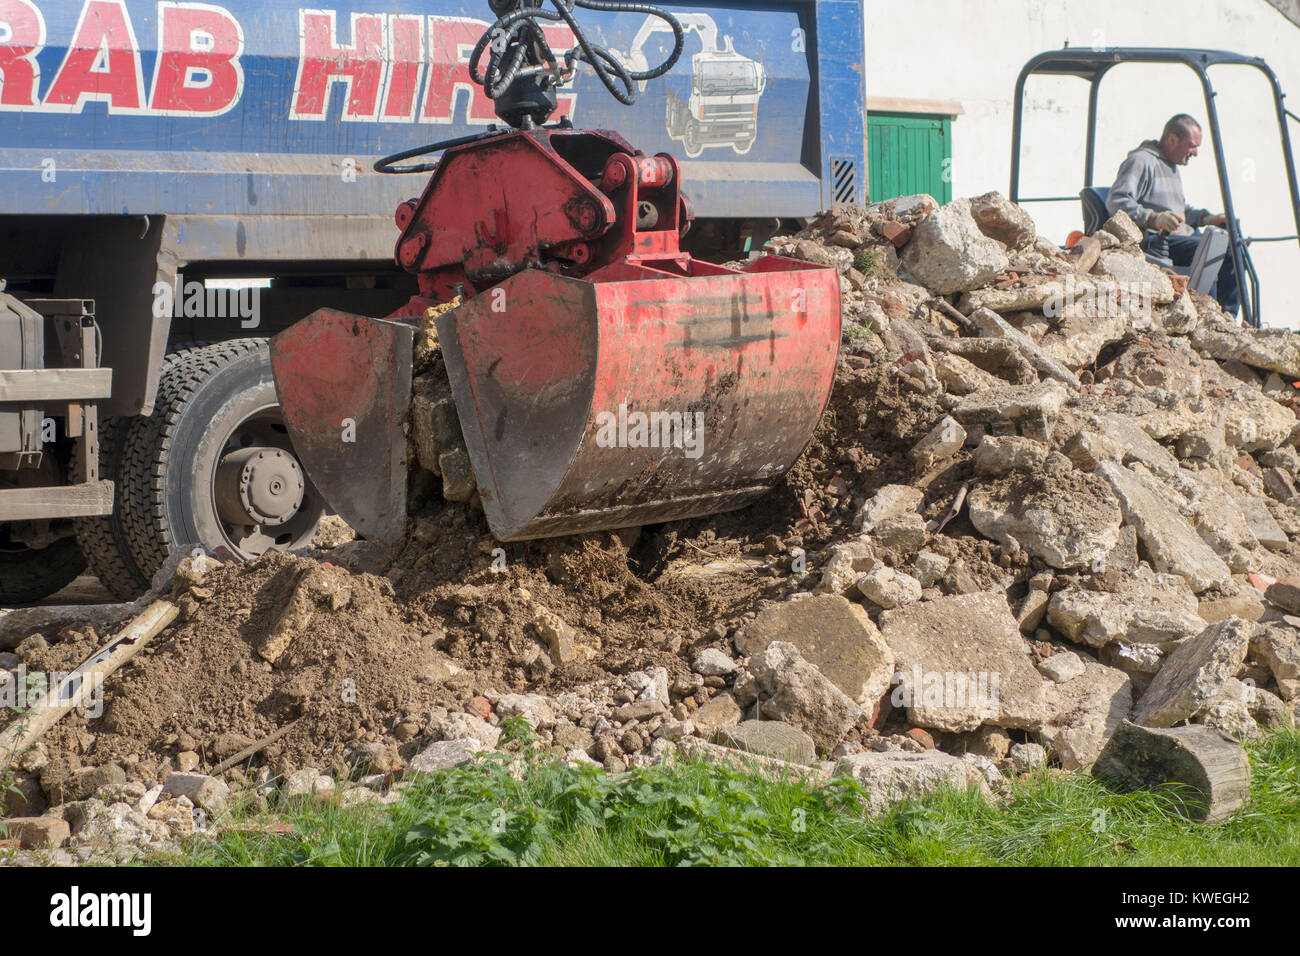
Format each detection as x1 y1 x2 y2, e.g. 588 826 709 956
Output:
904 727 936 750
879 220 913 248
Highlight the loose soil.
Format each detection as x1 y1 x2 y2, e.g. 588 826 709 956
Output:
10 350 1011 776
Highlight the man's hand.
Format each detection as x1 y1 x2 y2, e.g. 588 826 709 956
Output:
1205 214 1228 227
1150 210 1184 232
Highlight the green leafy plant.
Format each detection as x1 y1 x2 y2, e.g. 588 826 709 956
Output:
0 669 38 817
842 321 875 343
853 246 879 276
496 714 535 749
0 768 18 818
396 758 547 866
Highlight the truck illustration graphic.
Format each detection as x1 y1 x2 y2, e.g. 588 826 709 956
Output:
620 13 767 158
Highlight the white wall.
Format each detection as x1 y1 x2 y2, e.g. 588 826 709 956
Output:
864 0 1300 327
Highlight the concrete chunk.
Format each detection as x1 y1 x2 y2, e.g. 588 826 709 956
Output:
879 593 1047 732
968 472 1121 570
737 594 894 705
854 484 924 533
1192 325 1300 381
969 190 1038 247
910 415 966 468
953 382 1069 442
833 750 987 815
857 567 922 609
1037 651 1086 683
1101 210 1143 245
748 642 862 753
690 693 743 738
1046 575 1203 647
1133 618 1254 727
1096 462 1231 593
1252 626 1300 682
1233 496 1289 551
1096 250 1175 304
962 278 1070 314
1095 414 1181 479
969 307 1080 388
1 816 70 849
1041 661 1133 770
161 772 230 814
900 198 1010 294
407 738 485 774
973 435 1048 478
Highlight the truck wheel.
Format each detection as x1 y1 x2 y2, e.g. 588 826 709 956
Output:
0 533 86 605
73 344 220 600
120 340 325 580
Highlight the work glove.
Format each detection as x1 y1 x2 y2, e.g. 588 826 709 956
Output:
1150 210 1183 232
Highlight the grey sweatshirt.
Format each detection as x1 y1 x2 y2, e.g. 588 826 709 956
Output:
1106 141 1211 234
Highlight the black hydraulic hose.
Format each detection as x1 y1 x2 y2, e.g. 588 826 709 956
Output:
469 0 684 106
373 129 507 174
373 3 683 174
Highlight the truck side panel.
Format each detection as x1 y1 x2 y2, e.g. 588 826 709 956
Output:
0 0 864 222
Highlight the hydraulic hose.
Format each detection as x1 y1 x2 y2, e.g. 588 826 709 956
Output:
469 0 684 106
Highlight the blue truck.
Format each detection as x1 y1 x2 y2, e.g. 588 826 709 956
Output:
0 0 865 601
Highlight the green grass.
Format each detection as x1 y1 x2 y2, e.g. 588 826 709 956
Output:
181 729 1300 867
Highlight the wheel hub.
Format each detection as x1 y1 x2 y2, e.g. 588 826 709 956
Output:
214 446 306 527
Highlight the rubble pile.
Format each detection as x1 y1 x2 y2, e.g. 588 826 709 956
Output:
6 190 1300 859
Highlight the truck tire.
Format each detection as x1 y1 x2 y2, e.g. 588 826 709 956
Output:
0 535 86 605
73 344 219 600
120 339 325 581
72 416 150 600
683 120 703 158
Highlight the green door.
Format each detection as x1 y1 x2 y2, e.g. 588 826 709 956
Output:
867 112 952 204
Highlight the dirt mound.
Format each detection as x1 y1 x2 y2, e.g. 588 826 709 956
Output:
12 347 1012 780
20 554 433 775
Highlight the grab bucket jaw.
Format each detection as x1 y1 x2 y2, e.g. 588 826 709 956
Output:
437 256 840 541
270 311 415 544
